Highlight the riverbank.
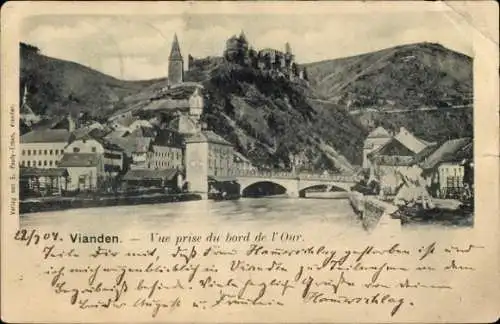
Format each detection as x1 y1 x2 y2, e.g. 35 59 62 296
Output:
20 192 203 215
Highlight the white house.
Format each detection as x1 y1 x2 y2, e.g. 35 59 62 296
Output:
20 129 71 168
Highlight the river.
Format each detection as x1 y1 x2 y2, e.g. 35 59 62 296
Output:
19 197 368 236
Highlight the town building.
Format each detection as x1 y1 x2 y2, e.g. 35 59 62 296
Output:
168 34 184 86
147 129 184 170
19 168 69 198
362 126 392 169
419 137 473 198
184 130 234 194
367 127 435 196
58 153 103 191
106 135 153 170
122 168 182 192
65 135 124 175
20 129 71 168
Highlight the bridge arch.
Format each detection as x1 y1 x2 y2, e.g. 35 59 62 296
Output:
298 181 351 193
239 179 297 197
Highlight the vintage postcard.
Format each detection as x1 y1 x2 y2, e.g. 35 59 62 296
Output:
1 1 499 323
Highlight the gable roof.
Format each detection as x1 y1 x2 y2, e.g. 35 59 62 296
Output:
420 137 473 170
20 129 71 144
107 136 152 155
368 137 416 158
185 131 232 146
20 167 68 177
58 153 101 167
74 134 124 152
367 126 391 139
394 127 434 154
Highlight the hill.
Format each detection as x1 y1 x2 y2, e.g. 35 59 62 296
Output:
192 63 366 171
305 42 472 110
20 42 157 117
305 42 473 143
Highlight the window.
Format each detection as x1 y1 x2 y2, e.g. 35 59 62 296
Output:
49 149 53 155
91 147 97 153
21 161 25 167
27 150 31 156
44 160 47 166
39 149 42 155
61 149 64 154
22 150 25 156
33 150 37 156
73 147 80 153
38 161 42 166
49 161 53 166
32 161 36 167
44 150 48 155
27 161 30 167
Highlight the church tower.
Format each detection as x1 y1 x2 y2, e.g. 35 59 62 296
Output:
189 87 204 123
168 34 184 86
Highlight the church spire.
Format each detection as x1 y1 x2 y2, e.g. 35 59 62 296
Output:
168 33 184 85
169 33 183 61
22 82 28 105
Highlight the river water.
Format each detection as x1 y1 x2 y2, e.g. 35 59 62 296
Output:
20 197 368 236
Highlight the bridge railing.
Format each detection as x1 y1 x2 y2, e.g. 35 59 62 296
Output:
227 169 355 182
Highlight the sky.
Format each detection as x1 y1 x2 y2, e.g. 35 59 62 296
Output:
21 9 473 80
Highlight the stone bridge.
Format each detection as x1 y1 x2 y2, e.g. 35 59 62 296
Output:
227 170 356 197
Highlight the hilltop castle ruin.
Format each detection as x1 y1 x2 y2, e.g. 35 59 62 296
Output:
223 31 307 81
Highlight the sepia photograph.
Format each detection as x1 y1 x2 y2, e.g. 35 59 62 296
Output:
2 2 498 323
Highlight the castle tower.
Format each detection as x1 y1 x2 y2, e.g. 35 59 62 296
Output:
239 30 249 51
168 34 184 86
285 42 292 55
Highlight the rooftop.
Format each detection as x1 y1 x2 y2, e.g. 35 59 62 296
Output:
20 167 68 177
367 126 391 139
185 130 232 146
394 127 434 154
420 137 473 170
58 153 101 167
20 129 71 144
106 136 152 155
